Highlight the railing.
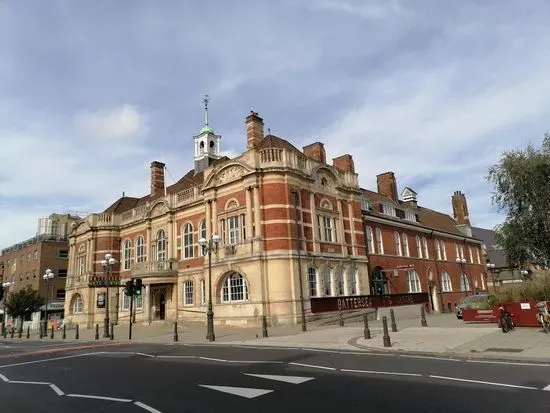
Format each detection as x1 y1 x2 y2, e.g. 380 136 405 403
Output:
121 205 147 224
174 187 200 207
66 272 91 288
132 259 178 277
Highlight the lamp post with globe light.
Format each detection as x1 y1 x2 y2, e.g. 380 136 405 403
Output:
199 234 221 341
42 269 54 334
101 253 117 338
487 263 497 293
456 257 471 296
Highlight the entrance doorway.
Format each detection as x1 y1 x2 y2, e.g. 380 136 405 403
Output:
428 283 440 313
159 294 166 320
371 266 389 295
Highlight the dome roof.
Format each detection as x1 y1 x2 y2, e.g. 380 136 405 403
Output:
200 124 214 134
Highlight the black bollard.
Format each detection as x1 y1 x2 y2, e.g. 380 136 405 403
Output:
390 309 397 332
39 325 43 339
26 326 30 339
75 324 79 340
62 325 66 340
382 316 391 348
10 328 14 339
110 323 114 340
18 327 22 339
50 325 54 339
95 324 99 340
363 313 371 339
421 305 428 327
262 316 268 338
338 309 345 327
173 321 178 342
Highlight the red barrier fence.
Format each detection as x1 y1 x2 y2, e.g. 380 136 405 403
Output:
463 301 550 327
310 293 429 314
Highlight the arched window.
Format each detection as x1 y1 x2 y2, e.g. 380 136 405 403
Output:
375 228 384 254
407 270 421 293
440 241 447 260
71 294 83 314
468 246 473 263
415 235 422 258
348 266 357 295
183 280 194 305
421 237 429 259
307 267 318 297
435 240 441 260
335 267 345 295
222 273 248 302
460 273 470 291
365 226 374 253
156 230 166 262
183 223 194 259
199 220 207 255
401 233 409 256
321 267 332 296
394 232 402 256
441 271 452 292
123 240 132 270
136 236 145 263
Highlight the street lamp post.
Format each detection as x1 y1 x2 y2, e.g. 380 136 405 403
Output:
290 188 307 332
101 254 117 338
456 258 471 296
2 280 14 335
42 269 54 334
199 234 221 342
487 263 497 293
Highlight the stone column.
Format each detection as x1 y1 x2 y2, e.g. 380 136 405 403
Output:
205 200 212 239
348 199 357 256
310 191 319 252
253 185 262 237
211 198 218 236
87 238 93 273
146 224 152 262
145 285 152 324
167 216 174 260
245 187 253 239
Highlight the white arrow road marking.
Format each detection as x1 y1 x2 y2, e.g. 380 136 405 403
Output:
244 374 314 384
199 385 273 399
134 401 163 413
542 384 550 391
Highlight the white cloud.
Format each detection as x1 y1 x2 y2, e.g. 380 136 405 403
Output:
74 105 149 141
311 0 407 20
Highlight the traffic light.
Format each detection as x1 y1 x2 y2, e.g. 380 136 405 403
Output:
134 278 142 296
124 280 133 296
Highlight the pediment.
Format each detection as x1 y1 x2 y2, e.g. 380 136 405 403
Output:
149 202 169 218
203 162 252 188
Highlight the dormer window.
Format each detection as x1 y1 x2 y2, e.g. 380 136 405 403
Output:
382 204 396 217
360 195 371 211
405 210 416 222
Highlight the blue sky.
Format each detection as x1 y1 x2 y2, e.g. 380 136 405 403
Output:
1 0 549 248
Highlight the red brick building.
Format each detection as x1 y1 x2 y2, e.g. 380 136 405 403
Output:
64 105 485 328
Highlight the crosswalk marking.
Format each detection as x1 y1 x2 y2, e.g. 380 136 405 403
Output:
244 374 314 384
199 385 273 399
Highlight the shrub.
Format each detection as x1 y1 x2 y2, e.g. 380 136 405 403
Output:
493 274 550 303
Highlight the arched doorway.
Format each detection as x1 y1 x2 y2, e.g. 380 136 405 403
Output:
371 266 389 295
159 294 166 320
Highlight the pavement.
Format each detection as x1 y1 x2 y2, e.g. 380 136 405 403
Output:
4 312 550 363
0 342 549 412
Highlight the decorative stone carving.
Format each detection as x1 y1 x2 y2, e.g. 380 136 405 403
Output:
75 222 91 236
216 165 246 185
150 202 168 218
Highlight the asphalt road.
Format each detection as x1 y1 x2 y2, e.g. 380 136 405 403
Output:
0 342 549 412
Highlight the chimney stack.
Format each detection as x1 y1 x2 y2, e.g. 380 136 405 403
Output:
303 142 326 163
332 154 355 173
150 161 166 198
376 172 398 202
246 111 264 149
451 190 470 226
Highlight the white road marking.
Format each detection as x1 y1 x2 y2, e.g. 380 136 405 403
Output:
134 401 163 413
67 393 133 402
0 374 9 382
0 353 93 369
300 348 341 354
341 369 422 377
542 384 550 391
244 373 314 384
466 359 550 367
9 380 51 385
429 375 539 390
199 356 227 362
289 362 336 371
400 355 459 362
199 385 273 399
49 384 65 396
156 355 196 359
227 360 283 364
135 352 156 358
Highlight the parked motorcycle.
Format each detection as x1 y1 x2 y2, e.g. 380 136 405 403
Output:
498 306 515 333
536 301 550 333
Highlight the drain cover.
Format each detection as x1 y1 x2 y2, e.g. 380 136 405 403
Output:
484 347 524 353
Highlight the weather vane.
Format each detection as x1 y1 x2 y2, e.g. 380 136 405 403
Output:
203 94 210 126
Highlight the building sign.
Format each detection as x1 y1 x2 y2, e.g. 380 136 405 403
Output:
88 275 121 288
40 301 65 311
310 293 429 314
97 292 106 308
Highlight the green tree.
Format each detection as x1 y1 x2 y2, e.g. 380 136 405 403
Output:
4 286 44 324
487 133 550 268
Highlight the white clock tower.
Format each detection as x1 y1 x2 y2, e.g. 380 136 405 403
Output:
193 94 221 174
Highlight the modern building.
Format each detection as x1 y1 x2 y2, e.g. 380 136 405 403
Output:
64 104 486 329
0 213 80 328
